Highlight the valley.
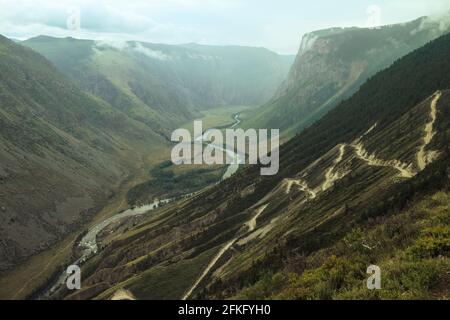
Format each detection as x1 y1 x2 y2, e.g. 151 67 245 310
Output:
0 5 449 302
42 110 246 299
59 32 450 300
0 28 279 299
0 103 247 300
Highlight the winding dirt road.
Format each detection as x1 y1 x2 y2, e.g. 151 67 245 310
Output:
111 289 136 300
283 91 444 203
284 179 317 198
321 144 347 191
182 204 268 300
247 204 269 232
417 91 442 170
352 141 415 178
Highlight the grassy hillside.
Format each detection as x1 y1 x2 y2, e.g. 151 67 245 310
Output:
236 191 450 300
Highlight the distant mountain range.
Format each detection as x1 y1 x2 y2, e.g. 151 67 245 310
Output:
246 16 450 137
23 37 294 137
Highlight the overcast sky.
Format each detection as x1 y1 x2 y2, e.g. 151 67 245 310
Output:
1 0 449 54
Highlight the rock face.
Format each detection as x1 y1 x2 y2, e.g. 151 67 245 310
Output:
248 16 450 137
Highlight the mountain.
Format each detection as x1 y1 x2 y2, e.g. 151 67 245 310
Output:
0 35 167 271
245 16 450 137
23 37 294 136
59 31 450 300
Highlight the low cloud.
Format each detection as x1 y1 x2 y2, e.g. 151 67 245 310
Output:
93 40 173 61
94 39 130 51
133 43 171 61
411 10 450 35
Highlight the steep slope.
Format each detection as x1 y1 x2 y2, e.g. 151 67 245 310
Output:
246 16 450 137
0 35 166 271
55 32 450 300
23 37 294 136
